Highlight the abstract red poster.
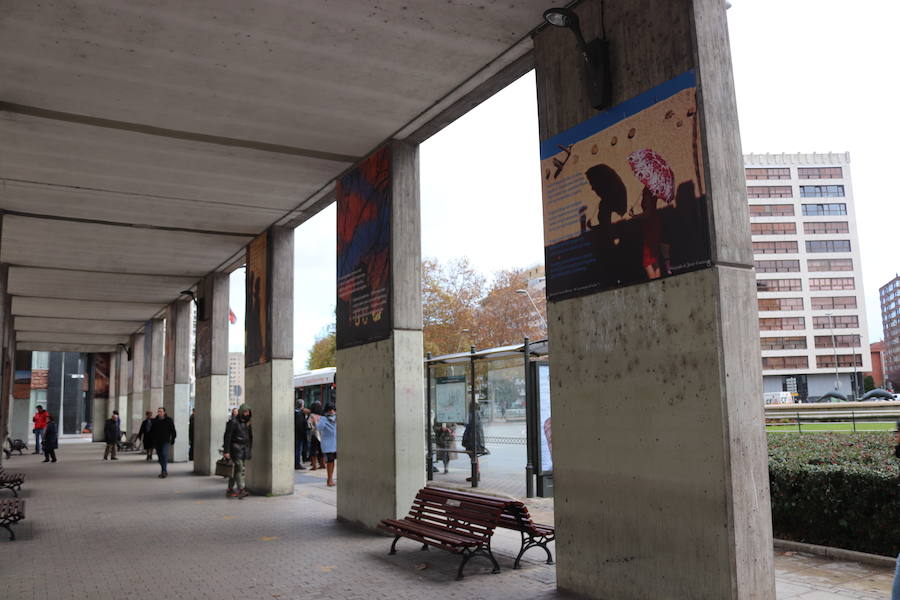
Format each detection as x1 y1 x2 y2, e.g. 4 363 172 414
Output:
336 146 392 349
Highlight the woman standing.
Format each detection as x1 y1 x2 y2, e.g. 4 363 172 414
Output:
42 414 58 463
306 401 324 470
317 404 337 486
433 421 456 474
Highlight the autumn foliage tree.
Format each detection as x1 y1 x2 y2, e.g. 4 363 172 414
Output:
306 323 336 369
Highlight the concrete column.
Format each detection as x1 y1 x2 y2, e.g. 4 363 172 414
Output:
533 1 774 598
142 318 164 418
244 226 294 496
193 273 229 475
115 347 129 435
0 263 14 449
336 141 425 528
107 352 117 423
163 299 191 461
128 332 144 437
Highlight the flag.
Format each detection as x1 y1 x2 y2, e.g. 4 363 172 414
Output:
228 309 237 325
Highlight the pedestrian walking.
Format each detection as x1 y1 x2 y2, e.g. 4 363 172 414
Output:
318 404 337 486
223 404 252 498
306 401 324 470
148 407 176 478
139 411 154 461
433 421 456 474
32 405 49 454
42 414 58 463
188 408 195 461
294 400 308 470
103 411 120 460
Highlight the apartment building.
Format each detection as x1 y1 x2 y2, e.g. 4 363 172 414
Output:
879 275 900 386
228 352 244 407
746 152 870 401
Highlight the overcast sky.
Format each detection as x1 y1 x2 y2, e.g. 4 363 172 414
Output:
228 0 899 369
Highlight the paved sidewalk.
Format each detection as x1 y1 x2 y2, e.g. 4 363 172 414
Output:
0 442 893 599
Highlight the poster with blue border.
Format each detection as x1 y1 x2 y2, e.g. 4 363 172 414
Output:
540 70 712 301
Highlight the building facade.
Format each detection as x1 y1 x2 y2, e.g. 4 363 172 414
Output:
746 152 870 401
865 340 886 389
227 352 244 407
879 275 900 387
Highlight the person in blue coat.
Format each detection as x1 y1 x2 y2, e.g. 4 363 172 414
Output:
317 404 337 487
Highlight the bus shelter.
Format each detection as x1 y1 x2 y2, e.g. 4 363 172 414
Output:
424 338 551 498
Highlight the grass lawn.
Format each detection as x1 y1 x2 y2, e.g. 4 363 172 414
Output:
766 421 896 433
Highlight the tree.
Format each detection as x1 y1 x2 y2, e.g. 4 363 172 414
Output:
475 267 547 349
863 375 876 393
306 323 336 369
422 258 485 356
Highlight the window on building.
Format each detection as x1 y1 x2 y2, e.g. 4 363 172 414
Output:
803 221 849 234
750 222 797 235
758 297 803 311
753 241 799 254
800 185 845 198
807 259 854 272
802 203 847 216
762 356 809 369
757 279 802 292
759 317 805 331
31 351 50 370
749 204 795 217
798 167 843 179
809 277 854 291
754 260 800 273
812 315 859 329
814 334 861 349
760 336 807 351
816 354 862 368
811 296 857 310
748 186 793 198
746 167 791 180
805 240 851 253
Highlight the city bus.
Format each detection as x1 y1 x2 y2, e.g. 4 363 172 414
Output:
293 367 336 408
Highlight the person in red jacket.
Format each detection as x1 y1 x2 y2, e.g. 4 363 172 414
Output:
32 405 49 454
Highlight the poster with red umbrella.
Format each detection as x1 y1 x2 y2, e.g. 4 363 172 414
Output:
540 70 712 301
336 146 392 349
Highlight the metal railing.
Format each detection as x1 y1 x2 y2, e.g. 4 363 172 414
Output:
765 406 900 433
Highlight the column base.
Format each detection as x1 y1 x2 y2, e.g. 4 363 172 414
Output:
193 374 228 476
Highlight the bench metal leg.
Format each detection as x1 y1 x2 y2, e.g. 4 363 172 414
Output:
1 523 15 541
456 551 473 580
389 535 401 555
420 543 429 551
513 532 555 569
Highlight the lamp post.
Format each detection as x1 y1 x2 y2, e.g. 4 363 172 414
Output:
516 289 547 330
826 313 840 390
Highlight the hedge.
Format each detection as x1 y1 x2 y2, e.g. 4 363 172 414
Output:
768 432 899 557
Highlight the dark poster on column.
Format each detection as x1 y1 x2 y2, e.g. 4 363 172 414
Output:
336 146 392 350
94 353 110 399
245 231 269 367
540 70 712 301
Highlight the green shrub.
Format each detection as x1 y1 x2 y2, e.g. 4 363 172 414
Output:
768 432 899 557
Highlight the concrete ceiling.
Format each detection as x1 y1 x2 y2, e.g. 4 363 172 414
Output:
0 0 555 352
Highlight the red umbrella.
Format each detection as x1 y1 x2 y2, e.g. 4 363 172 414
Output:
627 149 675 205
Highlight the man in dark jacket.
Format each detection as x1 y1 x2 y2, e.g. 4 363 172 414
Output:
223 404 252 498
42 414 59 463
140 411 154 461
103 411 120 460
148 407 176 478
294 401 308 470
188 408 195 461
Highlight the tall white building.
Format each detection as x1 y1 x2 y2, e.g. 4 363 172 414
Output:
228 352 244 407
745 152 870 401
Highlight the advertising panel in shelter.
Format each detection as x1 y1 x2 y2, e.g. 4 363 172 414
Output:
336 146 392 350
246 231 269 367
540 70 711 301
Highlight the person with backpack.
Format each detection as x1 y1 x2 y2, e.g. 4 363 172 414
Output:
223 404 252 498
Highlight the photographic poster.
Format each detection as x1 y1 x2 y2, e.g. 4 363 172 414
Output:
540 70 711 301
537 363 552 473
246 231 269 367
94 353 110 399
435 375 467 423
336 146 392 349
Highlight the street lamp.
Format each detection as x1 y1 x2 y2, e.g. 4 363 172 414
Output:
826 313 840 390
516 289 547 330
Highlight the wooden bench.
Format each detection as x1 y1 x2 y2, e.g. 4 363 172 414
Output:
379 486 504 580
0 497 25 541
0 469 25 498
429 486 556 569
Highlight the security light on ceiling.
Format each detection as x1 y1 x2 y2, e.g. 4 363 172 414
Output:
543 6 611 111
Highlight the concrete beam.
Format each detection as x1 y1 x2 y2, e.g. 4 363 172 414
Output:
16 332 129 345
13 317 144 335
12 297 162 321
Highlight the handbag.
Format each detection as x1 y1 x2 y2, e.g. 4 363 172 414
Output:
215 457 235 478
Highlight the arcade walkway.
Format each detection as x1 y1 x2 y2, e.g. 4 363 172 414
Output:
0 442 892 599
